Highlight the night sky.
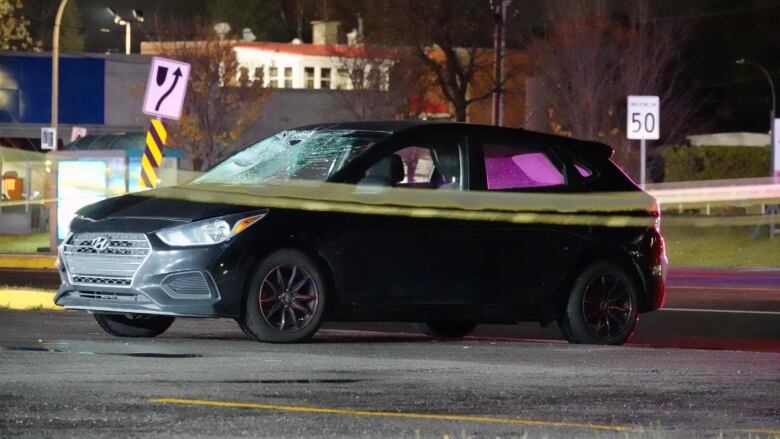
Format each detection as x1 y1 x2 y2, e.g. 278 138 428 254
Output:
31 0 780 134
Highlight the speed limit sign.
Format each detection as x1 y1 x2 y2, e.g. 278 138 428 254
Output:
627 95 659 140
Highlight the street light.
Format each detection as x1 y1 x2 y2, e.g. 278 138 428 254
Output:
735 58 776 177
106 7 144 55
737 59 779 239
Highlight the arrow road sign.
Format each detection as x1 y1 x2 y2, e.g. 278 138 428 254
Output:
143 57 191 120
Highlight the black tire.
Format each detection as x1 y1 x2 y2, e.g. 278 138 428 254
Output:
235 319 254 339
415 321 477 339
240 249 328 343
94 313 175 338
559 261 639 345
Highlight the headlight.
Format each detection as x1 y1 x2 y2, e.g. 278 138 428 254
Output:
156 212 266 247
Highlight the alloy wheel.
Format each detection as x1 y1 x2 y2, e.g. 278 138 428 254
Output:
581 274 634 339
258 264 320 332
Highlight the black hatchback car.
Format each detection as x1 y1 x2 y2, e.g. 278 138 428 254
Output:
55 121 667 345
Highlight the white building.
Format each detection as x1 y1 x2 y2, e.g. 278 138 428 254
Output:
233 21 391 91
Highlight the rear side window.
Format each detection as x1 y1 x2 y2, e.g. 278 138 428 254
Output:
483 144 565 190
574 163 593 178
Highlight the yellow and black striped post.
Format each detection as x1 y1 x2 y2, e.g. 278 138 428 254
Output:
141 118 167 189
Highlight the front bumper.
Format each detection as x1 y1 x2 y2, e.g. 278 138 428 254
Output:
55 233 251 318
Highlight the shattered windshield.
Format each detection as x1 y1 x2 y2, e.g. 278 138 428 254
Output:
192 129 388 185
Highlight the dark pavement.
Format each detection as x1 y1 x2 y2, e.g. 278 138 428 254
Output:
2 267 780 352
1 309 779 438
0 270 780 439
1 267 780 437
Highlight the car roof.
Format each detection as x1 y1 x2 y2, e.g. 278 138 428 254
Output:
293 120 614 158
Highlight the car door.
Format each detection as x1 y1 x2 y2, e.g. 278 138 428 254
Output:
336 132 487 319
471 133 587 315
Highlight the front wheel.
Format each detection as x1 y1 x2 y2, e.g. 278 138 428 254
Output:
415 321 477 339
559 262 639 345
94 313 175 338
240 249 327 343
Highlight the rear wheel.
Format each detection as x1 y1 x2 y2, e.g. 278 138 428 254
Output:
559 261 639 345
240 249 327 343
415 321 477 339
94 313 174 338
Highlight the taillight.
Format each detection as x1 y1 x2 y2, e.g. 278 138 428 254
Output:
650 199 661 231
647 226 668 310
648 227 665 266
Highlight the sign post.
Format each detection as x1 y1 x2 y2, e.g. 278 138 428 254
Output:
774 118 779 179
140 56 191 188
627 95 660 188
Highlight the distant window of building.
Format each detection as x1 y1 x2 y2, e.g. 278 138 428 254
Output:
304 67 315 89
253 67 263 84
284 67 293 88
268 67 279 88
320 68 332 89
337 69 350 89
238 67 250 86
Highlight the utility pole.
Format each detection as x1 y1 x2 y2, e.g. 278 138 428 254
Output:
51 0 70 133
737 59 778 239
49 0 69 252
492 0 509 127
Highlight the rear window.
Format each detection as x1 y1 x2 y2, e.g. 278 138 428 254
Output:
483 144 565 190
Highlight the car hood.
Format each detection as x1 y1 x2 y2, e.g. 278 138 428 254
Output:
77 186 257 222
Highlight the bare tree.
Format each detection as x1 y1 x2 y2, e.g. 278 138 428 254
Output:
150 20 268 171
365 0 515 122
329 44 429 120
526 0 697 178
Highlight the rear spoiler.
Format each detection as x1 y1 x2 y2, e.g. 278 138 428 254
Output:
525 130 614 159
578 141 614 159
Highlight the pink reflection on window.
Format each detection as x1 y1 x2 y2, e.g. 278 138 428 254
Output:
484 144 564 190
575 163 593 178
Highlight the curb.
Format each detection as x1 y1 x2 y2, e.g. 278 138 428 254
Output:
0 254 57 270
0 289 59 311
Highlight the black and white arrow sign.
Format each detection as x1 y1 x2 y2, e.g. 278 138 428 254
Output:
143 57 191 120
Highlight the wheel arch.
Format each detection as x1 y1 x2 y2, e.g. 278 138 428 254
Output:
556 244 650 313
238 238 340 320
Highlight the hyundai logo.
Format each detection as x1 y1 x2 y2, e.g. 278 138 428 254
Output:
91 236 111 252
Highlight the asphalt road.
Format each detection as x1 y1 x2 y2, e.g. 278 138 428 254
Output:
3 267 779 352
1 310 780 438
1 268 779 437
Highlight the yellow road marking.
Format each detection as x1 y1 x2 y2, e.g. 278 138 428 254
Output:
0 289 58 311
150 397 642 433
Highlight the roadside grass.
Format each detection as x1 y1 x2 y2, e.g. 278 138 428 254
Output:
0 233 48 253
664 225 780 268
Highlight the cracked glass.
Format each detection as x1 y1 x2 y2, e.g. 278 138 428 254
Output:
193 129 389 185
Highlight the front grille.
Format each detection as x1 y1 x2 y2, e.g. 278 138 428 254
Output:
71 276 132 286
73 291 150 302
63 233 151 288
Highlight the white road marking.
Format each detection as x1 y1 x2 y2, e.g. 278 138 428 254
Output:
662 308 780 315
